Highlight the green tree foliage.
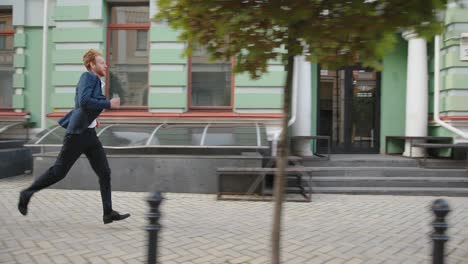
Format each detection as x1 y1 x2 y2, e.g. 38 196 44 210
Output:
156 0 447 78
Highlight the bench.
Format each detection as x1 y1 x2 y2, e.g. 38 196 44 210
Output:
385 136 452 156
217 165 313 202
262 155 303 167
292 135 331 160
412 143 468 168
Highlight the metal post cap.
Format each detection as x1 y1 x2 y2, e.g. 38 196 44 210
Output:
432 199 450 217
147 191 163 206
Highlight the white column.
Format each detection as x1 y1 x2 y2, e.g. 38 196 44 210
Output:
402 31 428 157
292 56 313 156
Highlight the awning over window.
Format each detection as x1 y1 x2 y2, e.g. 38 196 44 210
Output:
25 123 269 150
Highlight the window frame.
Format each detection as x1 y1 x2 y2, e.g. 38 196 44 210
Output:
0 22 7 50
0 29 14 49
0 29 14 36
187 52 236 111
136 30 148 51
106 3 150 110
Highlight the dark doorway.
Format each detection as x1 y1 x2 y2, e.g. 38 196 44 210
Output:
317 66 380 153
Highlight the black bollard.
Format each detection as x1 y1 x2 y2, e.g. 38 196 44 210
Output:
147 191 163 264
431 199 450 264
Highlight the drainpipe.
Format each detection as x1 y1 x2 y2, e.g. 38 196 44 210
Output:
271 56 299 156
40 0 49 130
433 35 468 140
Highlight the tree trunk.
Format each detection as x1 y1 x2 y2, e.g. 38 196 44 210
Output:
272 54 294 264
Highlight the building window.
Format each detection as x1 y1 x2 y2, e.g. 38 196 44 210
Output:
136 30 147 51
0 22 6 50
107 5 149 107
189 44 233 109
0 10 14 108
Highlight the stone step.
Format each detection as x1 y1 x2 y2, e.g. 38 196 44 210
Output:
310 187 468 196
308 176 468 188
278 166 468 177
301 158 418 167
301 158 466 169
311 176 468 181
247 155 468 196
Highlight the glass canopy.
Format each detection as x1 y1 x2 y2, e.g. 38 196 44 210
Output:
0 121 29 140
25 123 269 149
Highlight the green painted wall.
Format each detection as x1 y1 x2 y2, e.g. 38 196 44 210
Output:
51 93 75 108
380 36 407 154
13 54 26 68
149 24 187 110
441 74 468 90
14 33 26 48
439 7 468 118
53 6 89 21
149 71 187 86
13 95 24 108
150 49 186 64
148 93 187 108
235 93 282 109
13 73 25 88
53 50 102 64
50 1 106 111
23 27 54 128
441 96 468 111
52 71 83 86
53 28 103 43
235 72 286 87
234 69 286 110
150 26 181 42
440 48 468 69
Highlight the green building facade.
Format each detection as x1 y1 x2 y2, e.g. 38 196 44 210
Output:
1 0 468 155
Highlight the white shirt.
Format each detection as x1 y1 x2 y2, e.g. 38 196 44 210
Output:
88 79 105 128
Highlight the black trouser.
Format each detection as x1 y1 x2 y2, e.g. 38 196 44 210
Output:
23 128 112 215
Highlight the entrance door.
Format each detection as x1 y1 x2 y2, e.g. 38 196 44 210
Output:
318 67 380 153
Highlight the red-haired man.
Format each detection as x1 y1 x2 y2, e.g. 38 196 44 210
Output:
18 49 130 224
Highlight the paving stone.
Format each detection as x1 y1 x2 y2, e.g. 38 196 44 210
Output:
1 174 468 263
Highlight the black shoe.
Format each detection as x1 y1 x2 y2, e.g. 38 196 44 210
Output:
103 210 130 224
18 191 32 216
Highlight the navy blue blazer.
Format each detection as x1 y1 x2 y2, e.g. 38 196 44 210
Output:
58 72 111 134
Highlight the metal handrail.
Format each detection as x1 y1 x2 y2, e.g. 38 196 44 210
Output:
200 123 211 146
255 122 261 147
96 124 115 137
0 122 24 134
145 123 165 146
35 125 62 145
24 144 269 150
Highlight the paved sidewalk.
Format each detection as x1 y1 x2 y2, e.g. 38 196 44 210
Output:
1 175 468 264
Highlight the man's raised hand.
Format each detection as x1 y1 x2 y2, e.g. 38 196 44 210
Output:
110 98 120 109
